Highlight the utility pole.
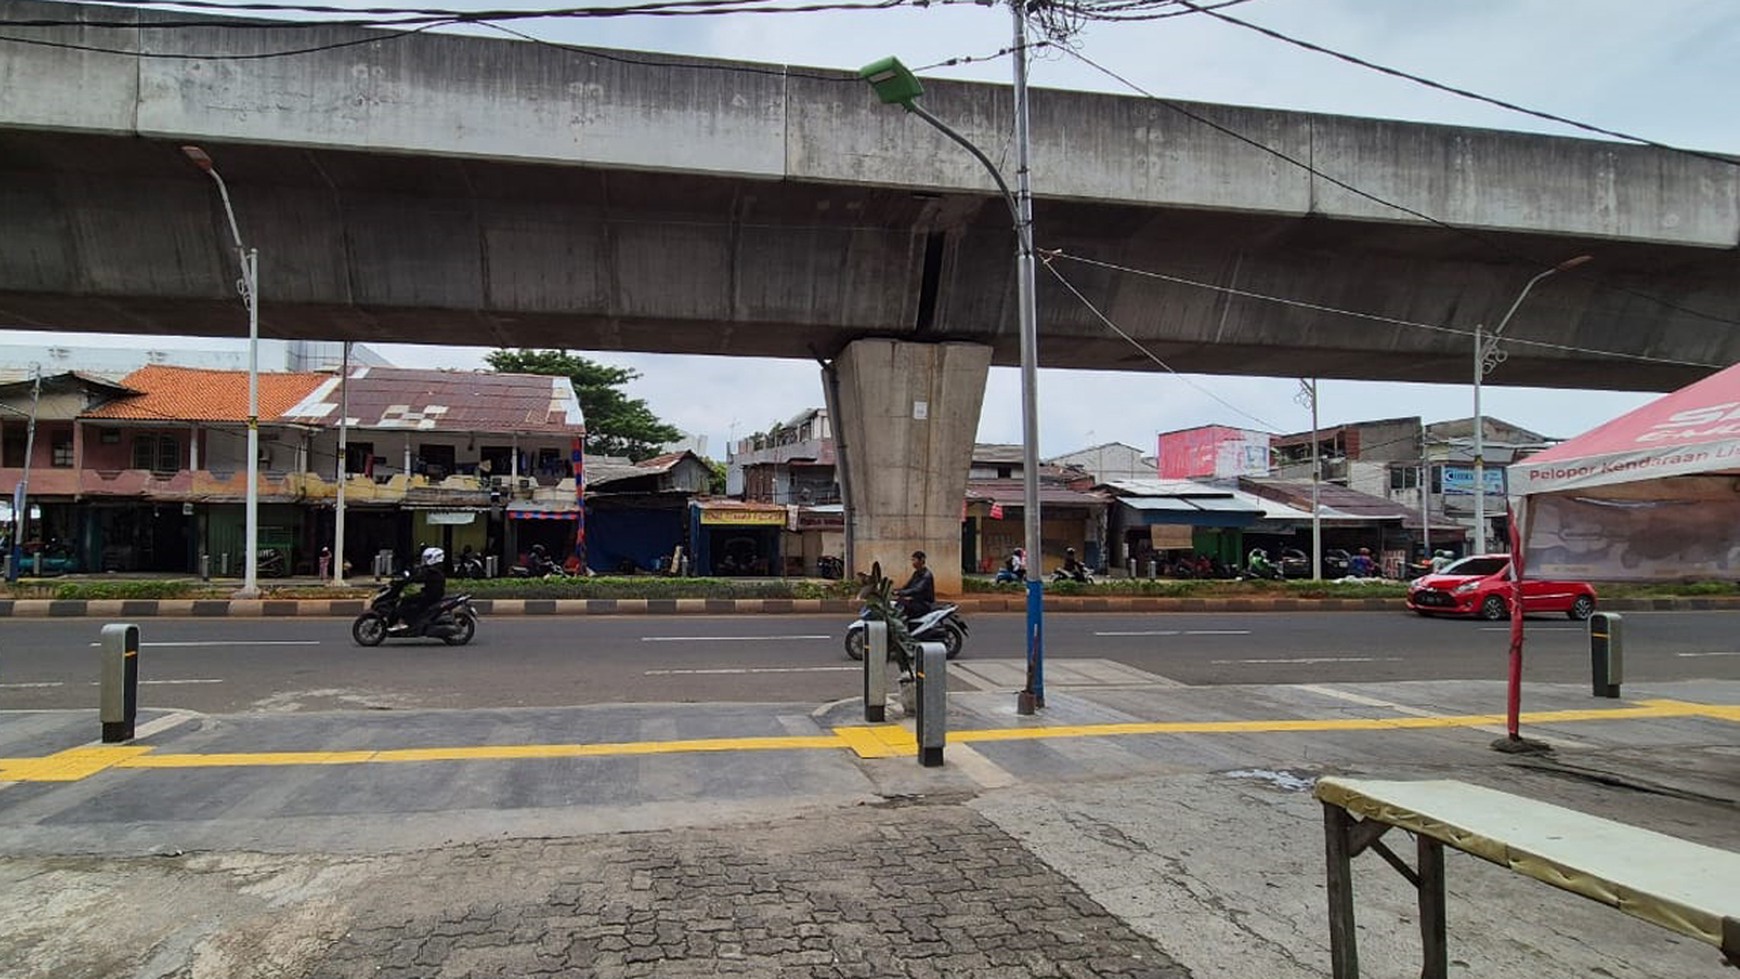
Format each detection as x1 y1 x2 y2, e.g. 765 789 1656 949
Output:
6 364 42 584
1009 0 1045 713
1298 379 1321 579
330 341 350 587
1419 420 1430 562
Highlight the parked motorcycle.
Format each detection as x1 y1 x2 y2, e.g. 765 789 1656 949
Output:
256 547 290 578
508 550 569 578
351 573 478 646
843 602 968 661
455 552 487 579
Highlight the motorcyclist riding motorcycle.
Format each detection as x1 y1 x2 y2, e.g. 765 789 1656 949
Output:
394 546 447 632
1055 547 1091 583
894 550 935 620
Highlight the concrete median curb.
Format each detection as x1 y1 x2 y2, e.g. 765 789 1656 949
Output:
2 595 1736 618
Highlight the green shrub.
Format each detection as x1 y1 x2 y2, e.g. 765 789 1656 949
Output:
51 580 201 601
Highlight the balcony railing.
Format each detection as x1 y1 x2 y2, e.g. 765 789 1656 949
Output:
0 468 580 506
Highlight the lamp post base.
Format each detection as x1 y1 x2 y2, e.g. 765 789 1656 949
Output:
1017 690 1038 715
230 585 261 600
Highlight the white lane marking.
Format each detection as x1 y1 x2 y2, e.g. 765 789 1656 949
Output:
945 742 1019 789
1297 683 1582 748
85 640 322 648
1212 657 1402 665
1677 651 1740 658
644 666 859 676
1094 629 1252 637
130 710 200 739
640 635 832 643
3 679 224 688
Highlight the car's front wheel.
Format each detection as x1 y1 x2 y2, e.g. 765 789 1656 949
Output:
1479 595 1509 621
1567 595 1596 621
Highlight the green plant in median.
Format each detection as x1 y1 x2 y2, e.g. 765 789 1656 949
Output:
50 580 201 601
855 561 917 674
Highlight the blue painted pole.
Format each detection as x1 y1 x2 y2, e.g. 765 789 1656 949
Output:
1026 578 1044 709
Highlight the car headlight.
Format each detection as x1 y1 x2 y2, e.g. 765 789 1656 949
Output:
1453 581 1480 594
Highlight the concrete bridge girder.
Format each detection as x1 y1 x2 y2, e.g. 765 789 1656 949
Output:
832 339 991 595
2 1 1738 391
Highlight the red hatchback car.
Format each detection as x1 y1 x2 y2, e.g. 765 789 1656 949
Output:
1407 554 1597 621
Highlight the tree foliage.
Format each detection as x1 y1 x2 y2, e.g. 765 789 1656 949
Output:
485 349 682 461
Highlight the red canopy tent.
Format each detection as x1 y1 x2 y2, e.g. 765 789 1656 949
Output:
1502 360 1740 743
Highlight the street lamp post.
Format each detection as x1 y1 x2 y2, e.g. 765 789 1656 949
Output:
862 33 1047 713
1472 255 1591 554
182 145 261 598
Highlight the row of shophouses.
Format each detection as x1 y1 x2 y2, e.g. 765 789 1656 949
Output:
1 366 1538 581
729 409 1545 579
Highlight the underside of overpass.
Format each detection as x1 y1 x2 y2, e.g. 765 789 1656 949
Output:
5 0 1739 586
3 128 1737 393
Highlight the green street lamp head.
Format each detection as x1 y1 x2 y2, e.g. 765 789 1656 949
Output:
860 57 924 110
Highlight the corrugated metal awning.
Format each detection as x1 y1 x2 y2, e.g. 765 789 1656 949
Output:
1120 497 1203 512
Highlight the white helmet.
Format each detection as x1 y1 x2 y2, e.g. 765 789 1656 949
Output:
422 546 445 567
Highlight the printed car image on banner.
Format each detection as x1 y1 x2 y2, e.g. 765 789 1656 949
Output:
1526 494 1740 580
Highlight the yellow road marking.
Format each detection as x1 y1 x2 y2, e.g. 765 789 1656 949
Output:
0 699 1733 783
118 735 848 770
834 725 917 759
0 746 153 782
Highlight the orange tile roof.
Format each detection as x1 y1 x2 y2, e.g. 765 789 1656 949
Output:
83 366 327 423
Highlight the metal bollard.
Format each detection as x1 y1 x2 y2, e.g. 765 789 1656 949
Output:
863 619 889 723
99 623 140 743
199 552 210 580
485 555 499 578
915 640 947 767
1147 559 1158 579
1126 558 1136 579
1588 611 1623 698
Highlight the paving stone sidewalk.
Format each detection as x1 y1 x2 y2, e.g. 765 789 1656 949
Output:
2 802 1186 979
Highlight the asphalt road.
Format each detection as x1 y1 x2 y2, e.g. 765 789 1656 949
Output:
2 609 1738 714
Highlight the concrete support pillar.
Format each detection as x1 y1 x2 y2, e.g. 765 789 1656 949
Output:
833 338 991 595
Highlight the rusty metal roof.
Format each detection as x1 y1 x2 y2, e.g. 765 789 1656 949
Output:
280 367 584 434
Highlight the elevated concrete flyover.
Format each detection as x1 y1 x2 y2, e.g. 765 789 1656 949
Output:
3 0 1737 584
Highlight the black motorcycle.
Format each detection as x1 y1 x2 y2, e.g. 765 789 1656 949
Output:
256 547 290 578
351 573 478 646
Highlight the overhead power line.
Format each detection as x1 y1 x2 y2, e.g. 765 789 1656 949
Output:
1043 248 1724 370
1055 46 1740 330
1171 0 1740 171
0 19 451 57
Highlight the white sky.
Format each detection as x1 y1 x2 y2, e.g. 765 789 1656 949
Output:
7 0 1738 455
